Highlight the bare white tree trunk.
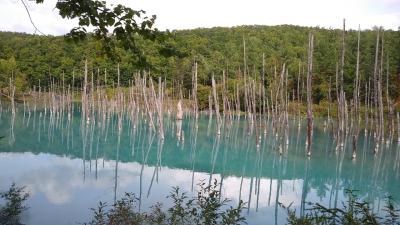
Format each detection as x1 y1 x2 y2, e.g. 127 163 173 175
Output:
397 112 400 142
373 29 380 148
338 19 346 150
378 31 385 143
352 25 361 159
192 61 198 118
306 33 314 156
212 74 221 135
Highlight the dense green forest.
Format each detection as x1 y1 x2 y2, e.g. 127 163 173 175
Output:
0 25 399 103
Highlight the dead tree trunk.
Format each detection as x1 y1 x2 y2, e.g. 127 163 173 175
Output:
328 76 332 124
397 112 400 142
378 31 385 143
373 29 380 148
297 62 302 127
338 19 346 150
306 33 314 156
192 61 198 118
212 74 221 135
386 54 394 143
352 25 361 159
82 60 88 126
365 81 369 136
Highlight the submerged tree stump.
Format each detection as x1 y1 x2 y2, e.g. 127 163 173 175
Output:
176 100 183 120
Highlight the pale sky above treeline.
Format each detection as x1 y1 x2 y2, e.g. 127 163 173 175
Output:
0 0 399 35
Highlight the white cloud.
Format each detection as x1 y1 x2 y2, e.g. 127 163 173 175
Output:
0 0 398 35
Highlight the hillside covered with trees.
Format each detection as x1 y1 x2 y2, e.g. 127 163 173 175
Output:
0 25 399 104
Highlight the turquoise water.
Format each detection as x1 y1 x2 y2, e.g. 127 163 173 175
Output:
0 104 399 225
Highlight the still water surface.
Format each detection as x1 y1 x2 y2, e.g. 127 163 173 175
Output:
0 105 399 225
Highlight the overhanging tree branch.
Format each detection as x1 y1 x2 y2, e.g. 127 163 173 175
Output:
20 0 46 35
34 0 162 64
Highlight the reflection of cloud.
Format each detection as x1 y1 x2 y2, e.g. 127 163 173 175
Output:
0 152 323 225
0 153 138 205
0 152 309 207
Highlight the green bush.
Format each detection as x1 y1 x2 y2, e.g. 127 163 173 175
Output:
86 180 246 225
197 84 211 110
0 183 30 225
2 182 399 225
280 190 400 225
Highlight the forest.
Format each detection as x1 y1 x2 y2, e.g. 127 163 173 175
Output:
0 25 399 107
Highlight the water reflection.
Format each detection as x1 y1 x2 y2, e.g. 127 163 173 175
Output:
0 104 399 225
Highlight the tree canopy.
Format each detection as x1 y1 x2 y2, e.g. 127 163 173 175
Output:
0 25 399 103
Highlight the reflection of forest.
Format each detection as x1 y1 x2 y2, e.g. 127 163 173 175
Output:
1 106 399 205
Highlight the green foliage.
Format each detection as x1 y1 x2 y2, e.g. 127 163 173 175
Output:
197 84 211 110
0 25 399 102
1 182 400 225
108 193 143 225
280 190 400 225
0 183 30 225
0 57 17 88
86 180 246 225
166 180 246 225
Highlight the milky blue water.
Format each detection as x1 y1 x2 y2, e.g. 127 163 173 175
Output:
0 104 399 225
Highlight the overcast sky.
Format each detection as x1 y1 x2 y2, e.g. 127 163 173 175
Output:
0 0 399 35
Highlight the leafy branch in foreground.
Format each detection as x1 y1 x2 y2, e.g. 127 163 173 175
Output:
35 0 162 63
0 183 30 225
280 189 400 225
86 179 246 225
